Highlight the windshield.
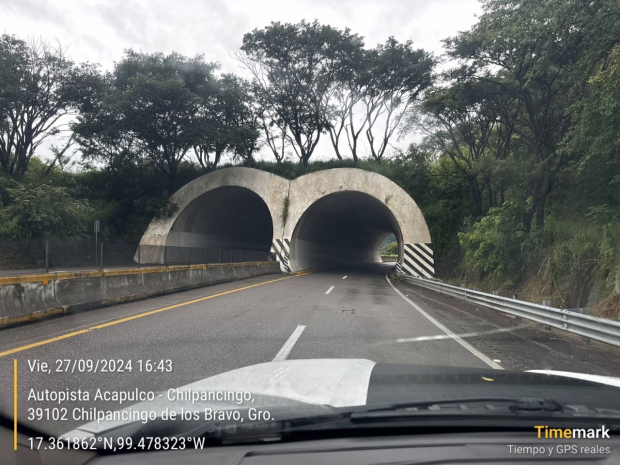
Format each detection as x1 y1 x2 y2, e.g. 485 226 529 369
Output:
1 0 620 461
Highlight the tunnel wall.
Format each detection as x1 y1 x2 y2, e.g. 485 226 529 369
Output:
138 168 289 265
139 167 434 276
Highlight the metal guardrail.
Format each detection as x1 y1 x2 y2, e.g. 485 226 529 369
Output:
397 272 620 349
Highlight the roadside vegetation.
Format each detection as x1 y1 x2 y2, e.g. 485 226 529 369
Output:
1 0 618 318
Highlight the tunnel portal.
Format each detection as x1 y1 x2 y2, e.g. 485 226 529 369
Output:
290 191 402 270
167 186 273 251
139 168 434 277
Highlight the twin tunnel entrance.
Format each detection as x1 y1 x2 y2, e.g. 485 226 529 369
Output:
167 186 402 270
140 168 434 277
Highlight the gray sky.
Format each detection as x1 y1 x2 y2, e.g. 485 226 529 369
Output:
2 0 481 162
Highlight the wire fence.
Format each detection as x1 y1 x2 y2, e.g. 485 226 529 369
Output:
0 237 276 274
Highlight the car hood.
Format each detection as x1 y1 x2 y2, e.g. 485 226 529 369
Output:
62 359 620 440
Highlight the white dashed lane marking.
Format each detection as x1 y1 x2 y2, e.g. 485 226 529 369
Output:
272 325 306 362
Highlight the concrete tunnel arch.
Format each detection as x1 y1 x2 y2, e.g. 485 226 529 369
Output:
138 167 435 277
289 191 403 270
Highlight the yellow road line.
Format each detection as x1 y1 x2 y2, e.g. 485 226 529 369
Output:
0 270 314 358
0 261 278 284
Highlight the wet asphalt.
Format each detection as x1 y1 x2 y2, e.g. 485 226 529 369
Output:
0 264 618 435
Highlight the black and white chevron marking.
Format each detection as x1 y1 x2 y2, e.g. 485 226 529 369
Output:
401 243 434 278
271 238 291 273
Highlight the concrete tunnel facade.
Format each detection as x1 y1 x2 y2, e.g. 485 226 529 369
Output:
138 167 435 277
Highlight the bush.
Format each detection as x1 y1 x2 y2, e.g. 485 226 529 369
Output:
458 202 527 286
382 242 399 256
532 207 620 308
0 183 94 238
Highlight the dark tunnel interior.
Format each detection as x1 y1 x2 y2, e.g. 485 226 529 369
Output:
290 191 402 270
167 186 273 251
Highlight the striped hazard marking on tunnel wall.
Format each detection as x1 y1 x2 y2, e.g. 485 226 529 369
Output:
401 243 434 278
271 238 291 273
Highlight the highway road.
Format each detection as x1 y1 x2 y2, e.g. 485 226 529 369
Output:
1 264 619 436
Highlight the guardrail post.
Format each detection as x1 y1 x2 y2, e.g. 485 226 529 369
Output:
100 243 104 270
45 240 49 272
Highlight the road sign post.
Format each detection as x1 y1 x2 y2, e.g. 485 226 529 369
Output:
94 220 100 265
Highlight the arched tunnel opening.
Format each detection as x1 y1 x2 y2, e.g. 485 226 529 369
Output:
290 191 402 271
166 186 273 253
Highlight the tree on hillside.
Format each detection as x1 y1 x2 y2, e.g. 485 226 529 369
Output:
326 51 370 161
444 0 620 231
192 74 260 171
74 51 213 192
238 20 365 166
75 52 259 189
107 51 213 192
362 38 434 162
421 79 517 217
565 44 620 207
0 35 99 178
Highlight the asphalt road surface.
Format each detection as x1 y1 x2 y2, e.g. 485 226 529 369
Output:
1 264 619 436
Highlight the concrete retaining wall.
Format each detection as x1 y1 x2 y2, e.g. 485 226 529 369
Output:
0 262 280 327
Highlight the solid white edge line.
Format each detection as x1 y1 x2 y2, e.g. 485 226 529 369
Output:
325 286 335 295
385 272 504 370
272 325 306 362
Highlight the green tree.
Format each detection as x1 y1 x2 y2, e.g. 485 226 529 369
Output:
458 201 528 286
445 0 620 231
238 20 365 165
382 242 398 256
327 38 434 162
192 74 260 171
421 79 516 217
565 45 620 207
362 38 434 162
0 183 93 238
0 35 99 178
75 51 217 192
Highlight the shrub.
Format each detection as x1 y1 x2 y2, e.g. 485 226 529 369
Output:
0 184 94 238
458 201 527 286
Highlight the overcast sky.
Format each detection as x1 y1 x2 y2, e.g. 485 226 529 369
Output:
2 0 482 162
